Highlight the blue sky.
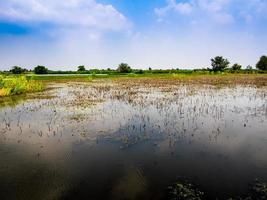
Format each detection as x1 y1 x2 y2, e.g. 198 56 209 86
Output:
0 0 266 70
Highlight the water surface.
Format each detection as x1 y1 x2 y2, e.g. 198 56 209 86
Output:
0 80 266 200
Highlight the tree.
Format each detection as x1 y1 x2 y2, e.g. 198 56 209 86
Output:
246 65 253 70
78 65 86 72
10 66 25 74
231 63 242 71
117 63 132 73
256 55 267 70
34 66 48 74
211 56 230 72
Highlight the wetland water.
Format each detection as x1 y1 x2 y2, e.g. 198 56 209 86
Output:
0 79 267 200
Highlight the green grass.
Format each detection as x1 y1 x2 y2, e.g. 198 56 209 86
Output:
25 72 267 81
27 74 94 81
0 75 44 97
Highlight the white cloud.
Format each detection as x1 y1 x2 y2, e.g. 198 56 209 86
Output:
197 0 230 12
155 0 267 25
155 0 193 17
0 0 130 31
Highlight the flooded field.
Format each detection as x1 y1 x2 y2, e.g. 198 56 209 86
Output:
0 77 267 200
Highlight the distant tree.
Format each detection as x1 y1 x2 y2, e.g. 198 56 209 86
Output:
211 56 230 72
246 65 253 70
10 66 25 74
149 67 152 71
256 55 267 70
231 63 242 71
117 63 132 73
78 65 86 72
135 69 144 74
34 66 48 74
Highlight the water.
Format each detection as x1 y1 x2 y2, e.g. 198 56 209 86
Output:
0 79 266 200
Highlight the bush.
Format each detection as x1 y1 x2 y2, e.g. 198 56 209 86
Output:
0 76 43 97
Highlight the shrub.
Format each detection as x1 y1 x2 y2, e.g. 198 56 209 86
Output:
0 76 43 97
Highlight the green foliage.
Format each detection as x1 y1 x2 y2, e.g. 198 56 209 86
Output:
246 65 253 70
10 66 26 74
117 63 132 73
34 66 48 74
78 65 86 71
135 69 144 74
211 56 230 72
0 76 43 97
232 63 242 71
256 55 267 70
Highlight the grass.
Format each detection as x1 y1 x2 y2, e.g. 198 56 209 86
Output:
0 75 44 97
25 73 267 87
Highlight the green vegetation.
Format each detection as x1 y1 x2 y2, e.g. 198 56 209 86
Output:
231 63 242 71
117 63 132 73
168 179 267 200
77 65 86 72
10 66 27 74
210 56 230 72
34 65 48 74
0 55 266 80
0 75 43 97
168 180 204 200
256 55 267 70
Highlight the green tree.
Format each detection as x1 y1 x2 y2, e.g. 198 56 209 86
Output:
231 63 242 71
246 65 253 70
34 66 48 74
256 55 267 70
78 65 86 72
10 66 25 74
117 63 132 73
211 56 230 72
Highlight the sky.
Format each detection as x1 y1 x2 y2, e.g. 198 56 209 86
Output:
0 0 266 70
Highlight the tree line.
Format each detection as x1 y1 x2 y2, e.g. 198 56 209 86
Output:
4 55 267 75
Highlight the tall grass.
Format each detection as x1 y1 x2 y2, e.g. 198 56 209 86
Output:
0 75 44 97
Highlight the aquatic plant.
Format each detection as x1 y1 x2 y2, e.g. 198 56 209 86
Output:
167 180 204 200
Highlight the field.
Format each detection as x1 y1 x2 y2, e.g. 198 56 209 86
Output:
0 74 267 200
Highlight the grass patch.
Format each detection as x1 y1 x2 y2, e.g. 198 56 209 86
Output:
27 74 93 81
0 75 44 97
